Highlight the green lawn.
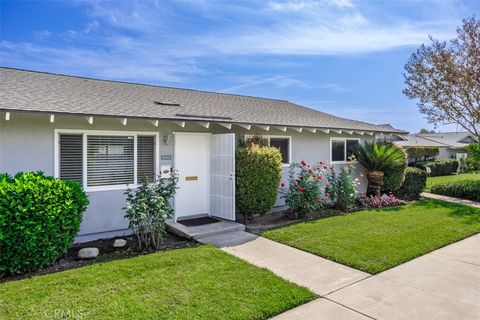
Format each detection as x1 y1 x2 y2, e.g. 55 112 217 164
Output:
426 173 480 191
263 200 480 274
0 245 315 320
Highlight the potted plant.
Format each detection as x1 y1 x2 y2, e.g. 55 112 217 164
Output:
354 142 406 197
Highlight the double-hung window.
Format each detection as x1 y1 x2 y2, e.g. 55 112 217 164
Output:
331 138 360 163
56 130 158 191
245 135 291 165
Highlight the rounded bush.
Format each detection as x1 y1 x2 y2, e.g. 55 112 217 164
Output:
382 144 407 193
0 172 88 276
396 167 427 200
236 144 282 220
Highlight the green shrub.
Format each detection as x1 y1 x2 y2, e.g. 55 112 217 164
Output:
281 160 329 218
124 174 178 250
396 167 427 200
466 143 480 162
466 157 480 172
415 159 459 176
0 172 88 276
466 143 480 172
325 163 359 211
382 144 407 193
406 146 439 162
236 144 282 221
430 180 480 201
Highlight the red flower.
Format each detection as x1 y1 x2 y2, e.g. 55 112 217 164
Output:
316 198 321 203
323 165 328 169
280 182 285 187
325 192 330 198
301 160 307 166
299 187 305 193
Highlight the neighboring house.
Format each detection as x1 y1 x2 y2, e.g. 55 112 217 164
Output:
0 68 406 242
375 124 408 143
394 132 476 160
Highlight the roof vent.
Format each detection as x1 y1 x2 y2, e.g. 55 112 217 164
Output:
154 100 180 107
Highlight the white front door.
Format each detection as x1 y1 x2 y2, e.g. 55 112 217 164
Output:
174 133 210 220
210 133 236 221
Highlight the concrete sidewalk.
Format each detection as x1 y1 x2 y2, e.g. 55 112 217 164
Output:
422 192 480 208
327 234 480 319
201 231 480 319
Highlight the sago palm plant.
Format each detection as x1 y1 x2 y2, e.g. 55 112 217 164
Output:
354 142 406 196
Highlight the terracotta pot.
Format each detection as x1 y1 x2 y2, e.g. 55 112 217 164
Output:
366 170 384 197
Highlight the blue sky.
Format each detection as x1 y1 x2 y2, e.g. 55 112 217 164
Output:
1 0 478 132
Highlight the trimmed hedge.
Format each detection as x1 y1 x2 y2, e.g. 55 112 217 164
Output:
0 172 88 276
396 167 427 200
430 180 480 202
406 146 439 162
415 159 459 176
236 144 282 220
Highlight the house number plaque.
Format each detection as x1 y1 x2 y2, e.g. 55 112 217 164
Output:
185 176 198 181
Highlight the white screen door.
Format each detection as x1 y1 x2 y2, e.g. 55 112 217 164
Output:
210 133 235 221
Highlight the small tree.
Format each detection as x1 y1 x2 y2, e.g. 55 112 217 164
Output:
403 17 480 140
354 142 406 197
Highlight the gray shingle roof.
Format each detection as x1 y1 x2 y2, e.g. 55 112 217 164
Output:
0 68 406 133
394 132 476 148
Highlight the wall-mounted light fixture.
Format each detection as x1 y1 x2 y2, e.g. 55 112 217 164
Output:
163 134 173 145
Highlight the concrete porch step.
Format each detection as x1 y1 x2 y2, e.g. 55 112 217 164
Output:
167 218 245 240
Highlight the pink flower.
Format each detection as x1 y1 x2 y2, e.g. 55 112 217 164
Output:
280 182 285 187
301 160 307 166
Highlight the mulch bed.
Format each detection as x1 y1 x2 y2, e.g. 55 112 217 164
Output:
1 233 197 283
245 208 343 235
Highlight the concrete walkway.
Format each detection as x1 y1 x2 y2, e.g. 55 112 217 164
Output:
199 231 369 296
422 192 480 208
200 231 480 319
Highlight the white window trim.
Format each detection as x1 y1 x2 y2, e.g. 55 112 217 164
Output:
244 134 292 166
54 129 160 192
330 137 361 164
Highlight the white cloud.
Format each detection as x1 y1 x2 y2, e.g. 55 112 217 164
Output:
0 0 464 86
220 75 309 92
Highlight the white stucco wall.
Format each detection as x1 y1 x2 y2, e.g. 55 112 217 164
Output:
0 113 371 241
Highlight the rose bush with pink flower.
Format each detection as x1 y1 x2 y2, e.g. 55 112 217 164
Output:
280 160 330 218
325 163 359 211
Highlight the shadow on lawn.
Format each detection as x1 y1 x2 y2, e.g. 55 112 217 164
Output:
420 199 480 225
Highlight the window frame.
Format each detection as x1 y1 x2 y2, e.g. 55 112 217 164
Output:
54 129 159 192
244 134 292 166
330 137 361 164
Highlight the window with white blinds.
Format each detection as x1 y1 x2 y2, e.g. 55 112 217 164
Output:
57 131 158 190
137 136 155 183
59 134 83 184
87 135 135 187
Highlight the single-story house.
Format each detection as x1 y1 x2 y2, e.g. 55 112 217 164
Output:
0 67 406 242
393 132 476 160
